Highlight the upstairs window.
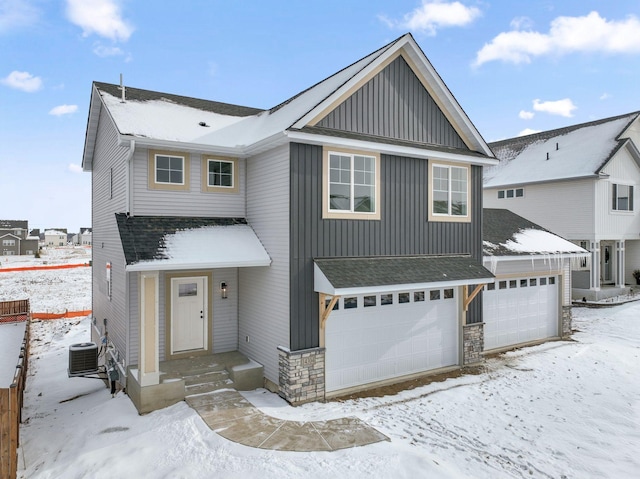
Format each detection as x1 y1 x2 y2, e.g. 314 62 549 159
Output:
612 184 633 211
148 150 190 191
323 148 380 220
431 163 469 221
498 188 524 199
202 157 238 193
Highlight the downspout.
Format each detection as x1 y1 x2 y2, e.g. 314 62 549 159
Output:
125 139 135 215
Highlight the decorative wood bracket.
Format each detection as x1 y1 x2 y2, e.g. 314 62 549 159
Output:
319 293 340 347
463 283 485 312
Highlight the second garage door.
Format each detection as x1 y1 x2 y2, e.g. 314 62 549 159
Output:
483 275 559 351
325 287 459 394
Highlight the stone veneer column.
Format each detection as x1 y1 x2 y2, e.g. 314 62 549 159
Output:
277 346 325 405
561 306 572 338
463 323 484 365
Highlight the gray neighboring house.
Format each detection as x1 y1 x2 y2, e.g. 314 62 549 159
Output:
0 220 39 256
78 228 92 246
484 112 640 300
482 209 588 352
82 33 499 413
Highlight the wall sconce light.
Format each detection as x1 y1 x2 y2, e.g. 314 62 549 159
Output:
220 281 228 299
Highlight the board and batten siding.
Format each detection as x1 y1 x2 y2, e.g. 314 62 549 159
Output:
90 106 130 365
317 55 466 149
596 150 640 239
131 147 246 217
484 178 595 240
240 144 290 385
290 143 484 351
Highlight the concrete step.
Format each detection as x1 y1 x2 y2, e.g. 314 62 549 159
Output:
183 370 229 387
186 378 234 396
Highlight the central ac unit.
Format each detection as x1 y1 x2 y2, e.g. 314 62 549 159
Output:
68 342 99 377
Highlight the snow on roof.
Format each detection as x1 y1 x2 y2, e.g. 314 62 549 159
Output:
126 224 271 271
0 321 27 387
502 228 586 255
44 230 66 235
485 115 635 187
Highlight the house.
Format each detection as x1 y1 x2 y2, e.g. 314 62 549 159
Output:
78 228 92 246
44 229 67 247
484 112 640 300
0 220 39 256
482 208 588 352
82 33 499 413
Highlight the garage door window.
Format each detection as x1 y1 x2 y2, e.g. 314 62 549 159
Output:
487 283 495 291
414 291 425 302
398 292 410 303
509 280 517 288
344 297 358 309
364 295 376 307
381 294 393 305
549 277 555 285
499 281 507 289
444 288 454 299
325 298 339 310
530 278 537 286
520 279 528 287
430 290 440 300
540 277 547 285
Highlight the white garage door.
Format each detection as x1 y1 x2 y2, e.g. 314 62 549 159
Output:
483 276 559 351
325 287 459 393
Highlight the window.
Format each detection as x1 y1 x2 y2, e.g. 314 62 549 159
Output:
398 292 410 304
498 188 524 199
325 298 339 311
414 291 425 302
499 281 507 289
2 239 15 246
520 279 528 288
323 149 380 219
549 277 556 285
202 156 239 193
148 150 190 191
612 184 633 211
530 278 537 286
509 280 517 288
430 290 440 300
380 294 393 305
540 277 547 286
444 288 454 299
364 295 376 307
344 297 358 309
431 163 469 220
179 283 198 297
486 282 495 291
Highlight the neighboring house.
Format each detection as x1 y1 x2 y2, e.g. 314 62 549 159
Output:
0 220 39 256
484 112 640 300
482 209 588 352
78 228 92 246
82 33 498 413
44 230 67 247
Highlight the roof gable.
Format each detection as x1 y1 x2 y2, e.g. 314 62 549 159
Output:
315 55 466 150
486 112 640 188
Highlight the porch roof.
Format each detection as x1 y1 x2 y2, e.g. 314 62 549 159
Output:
116 214 271 272
314 255 494 296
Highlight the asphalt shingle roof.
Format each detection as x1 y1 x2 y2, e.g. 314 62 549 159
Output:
115 214 247 265
314 255 492 289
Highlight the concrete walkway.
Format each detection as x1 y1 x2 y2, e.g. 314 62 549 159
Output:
186 389 389 451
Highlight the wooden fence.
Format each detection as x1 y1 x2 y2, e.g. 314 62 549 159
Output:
0 300 30 479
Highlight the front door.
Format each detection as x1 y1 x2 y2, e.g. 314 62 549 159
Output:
171 276 207 354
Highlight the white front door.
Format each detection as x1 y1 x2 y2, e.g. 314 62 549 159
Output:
171 276 207 354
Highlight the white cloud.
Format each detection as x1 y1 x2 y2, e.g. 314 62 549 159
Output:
510 16 534 31
49 104 78 116
1 70 42 92
532 98 577 117
475 11 640 66
518 128 541 137
599 92 611 100
66 0 133 42
381 0 481 35
93 44 124 57
68 163 83 173
519 110 534 120
0 0 40 33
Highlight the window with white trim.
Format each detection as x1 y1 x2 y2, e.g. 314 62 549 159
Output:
432 164 469 218
207 159 234 188
2 239 15 246
329 152 376 213
612 183 633 211
497 188 524 199
323 148 380 220
156 155 184 184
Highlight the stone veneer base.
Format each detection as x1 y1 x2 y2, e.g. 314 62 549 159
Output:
561 305 572 338
278 346 325 405
463 322 484 365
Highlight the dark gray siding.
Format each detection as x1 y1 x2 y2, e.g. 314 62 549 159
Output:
317 56 466 149
290 143 483 351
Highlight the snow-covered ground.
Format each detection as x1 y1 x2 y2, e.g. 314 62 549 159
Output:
4 247 639 478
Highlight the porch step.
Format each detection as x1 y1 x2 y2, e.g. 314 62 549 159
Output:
184 369 235 396
183 370 229 387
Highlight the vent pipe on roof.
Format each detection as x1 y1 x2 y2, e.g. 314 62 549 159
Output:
556 142 559 150
546 152 549 160
118 73 126 103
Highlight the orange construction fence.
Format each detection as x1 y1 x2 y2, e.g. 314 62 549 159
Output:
31 310 92 320
0 263 90 273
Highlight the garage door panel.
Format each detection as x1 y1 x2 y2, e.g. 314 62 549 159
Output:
484 276 559 351
326 289 459 393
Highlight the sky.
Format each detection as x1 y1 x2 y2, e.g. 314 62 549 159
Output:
2 0 640 233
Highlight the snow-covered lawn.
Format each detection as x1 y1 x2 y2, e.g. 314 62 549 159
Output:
7 247 640 478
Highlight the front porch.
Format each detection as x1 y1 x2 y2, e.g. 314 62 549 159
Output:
573 284 637 302
126 351 263 414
